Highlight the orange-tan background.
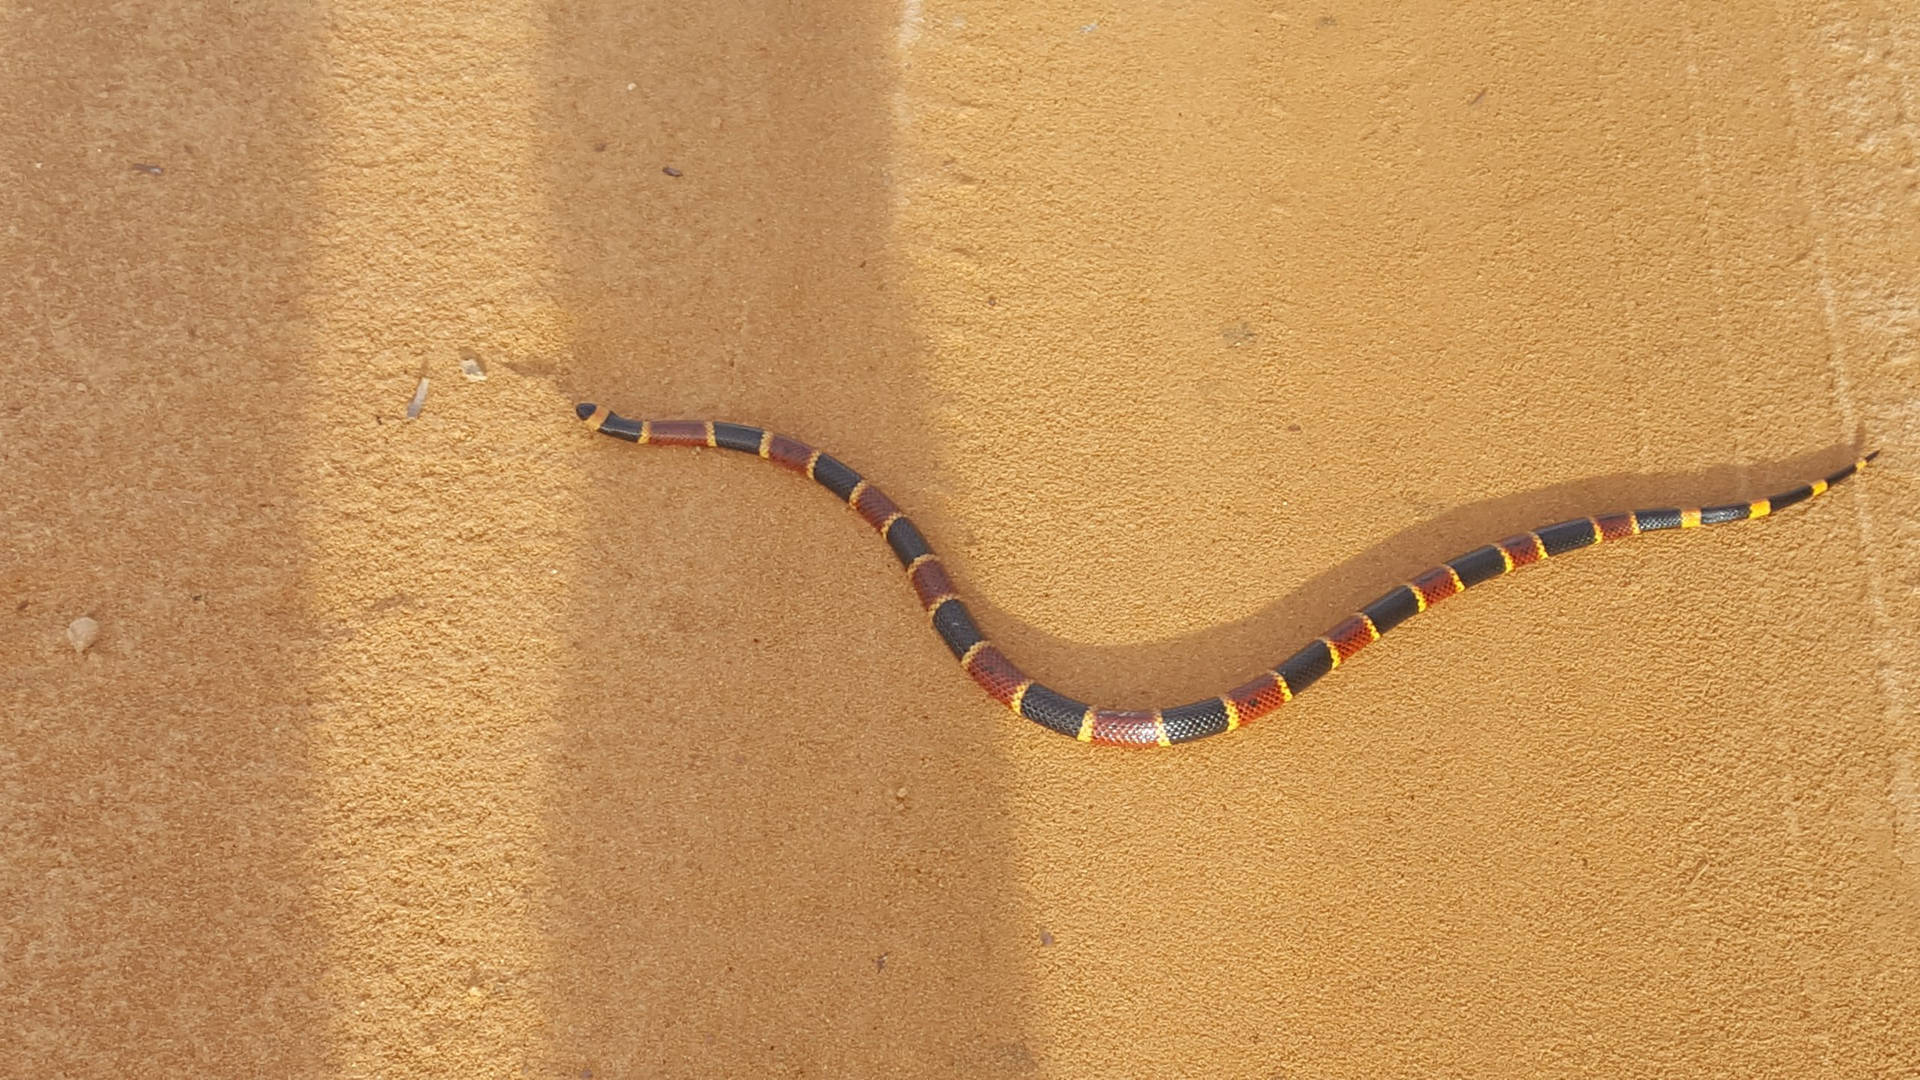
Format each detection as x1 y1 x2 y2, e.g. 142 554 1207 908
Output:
4 1 1918 1077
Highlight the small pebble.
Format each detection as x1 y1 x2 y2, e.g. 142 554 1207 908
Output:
1039 930 1055 946
467 986 485 999
662 165 682 177
459 351 487 381
67 616 99 653
405 377 430 419
130 163 163 175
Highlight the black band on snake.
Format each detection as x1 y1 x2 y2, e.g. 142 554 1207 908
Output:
576 401 1878 748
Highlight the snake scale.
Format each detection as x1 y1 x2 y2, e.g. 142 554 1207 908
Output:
577 401 1877 748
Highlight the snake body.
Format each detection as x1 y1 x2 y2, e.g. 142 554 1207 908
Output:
577 401 1876 748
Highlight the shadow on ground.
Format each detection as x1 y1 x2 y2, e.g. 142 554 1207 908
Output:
535 3 1036 1075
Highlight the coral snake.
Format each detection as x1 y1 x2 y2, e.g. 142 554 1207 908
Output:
577 402 1877 748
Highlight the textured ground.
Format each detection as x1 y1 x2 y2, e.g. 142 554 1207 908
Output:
4 2 1919 1077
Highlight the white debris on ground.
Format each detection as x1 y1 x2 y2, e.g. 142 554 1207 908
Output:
66 616 99 653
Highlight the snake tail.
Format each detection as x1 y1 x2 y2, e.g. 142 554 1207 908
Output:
577 402 1877 748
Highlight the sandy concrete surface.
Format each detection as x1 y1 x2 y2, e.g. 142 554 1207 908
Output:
4 1 1919 1077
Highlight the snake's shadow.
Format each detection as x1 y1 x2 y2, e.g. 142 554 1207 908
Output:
943 441 1867 711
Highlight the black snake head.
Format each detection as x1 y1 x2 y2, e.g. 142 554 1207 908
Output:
574 402 598 421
